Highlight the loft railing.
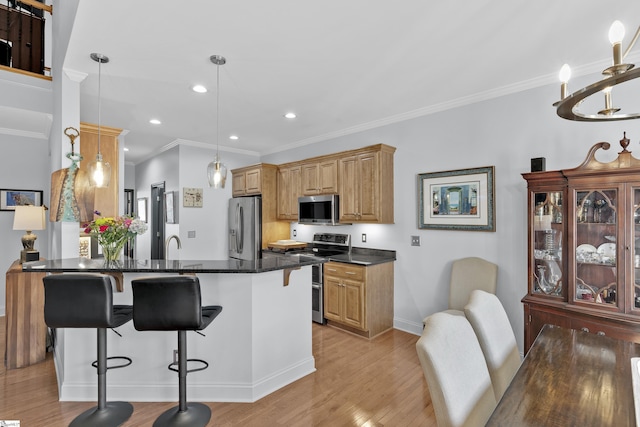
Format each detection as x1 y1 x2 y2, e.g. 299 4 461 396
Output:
0 0 51 80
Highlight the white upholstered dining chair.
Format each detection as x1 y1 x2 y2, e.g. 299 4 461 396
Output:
464 290 521 401
416 312 497 427
447 257 498 313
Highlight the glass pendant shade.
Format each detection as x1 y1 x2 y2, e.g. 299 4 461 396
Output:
89 153 111 188
207 156 227 188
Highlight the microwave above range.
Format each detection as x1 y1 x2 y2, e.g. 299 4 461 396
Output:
298 194 344 225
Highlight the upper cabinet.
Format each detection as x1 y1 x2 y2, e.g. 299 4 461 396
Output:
339 144 395 224
277 163 302 221
301 159 338 195
232 165 263 196
522 135 640 352
79 122 121 218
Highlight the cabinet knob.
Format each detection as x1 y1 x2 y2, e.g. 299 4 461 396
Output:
597 331 606 336
581 327 590 333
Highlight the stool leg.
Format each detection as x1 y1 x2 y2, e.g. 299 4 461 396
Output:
69 328 133 427
153 330 210 427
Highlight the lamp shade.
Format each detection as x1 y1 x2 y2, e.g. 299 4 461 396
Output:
13 205 46 231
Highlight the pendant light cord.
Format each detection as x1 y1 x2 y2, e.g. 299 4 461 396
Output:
97 58 102 156
215 61 220 160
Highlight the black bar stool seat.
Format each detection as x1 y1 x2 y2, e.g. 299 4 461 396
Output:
43 273 134 427
132 275 222 427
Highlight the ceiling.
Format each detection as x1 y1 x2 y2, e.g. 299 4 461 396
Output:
58 1 640 164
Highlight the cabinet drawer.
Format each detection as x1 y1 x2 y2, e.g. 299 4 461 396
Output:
324 262 364 281
570 318 640 343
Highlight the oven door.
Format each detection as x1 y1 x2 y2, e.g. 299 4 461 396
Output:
311 264 324 324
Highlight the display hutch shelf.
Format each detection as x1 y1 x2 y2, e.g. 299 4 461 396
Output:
523 133 640 352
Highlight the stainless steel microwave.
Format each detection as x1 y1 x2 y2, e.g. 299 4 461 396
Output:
298 194 340 225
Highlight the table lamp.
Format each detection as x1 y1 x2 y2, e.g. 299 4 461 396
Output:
13 205 46 263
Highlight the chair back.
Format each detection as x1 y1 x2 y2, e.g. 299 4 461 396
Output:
132 276 204 331
464 290 521 401
448 257 498 311
43 273 115 328
417 312 497 427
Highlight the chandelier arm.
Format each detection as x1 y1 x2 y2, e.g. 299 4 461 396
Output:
623 26 640 61
554 67 640 121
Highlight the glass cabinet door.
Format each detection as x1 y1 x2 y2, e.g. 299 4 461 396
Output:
533 191 563 296
634 188 640 309
575 189 617 306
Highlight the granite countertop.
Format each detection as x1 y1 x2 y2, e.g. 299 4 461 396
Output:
326 247 396 266
22 254 325 274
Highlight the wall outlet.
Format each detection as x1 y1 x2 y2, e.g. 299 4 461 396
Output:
188 230 196 238
361 233 367 243
293 229 297 237
173 349 178 364
411 235 421 246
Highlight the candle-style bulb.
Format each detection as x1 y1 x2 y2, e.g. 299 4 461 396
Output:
559 64 571 83
609 20 625 45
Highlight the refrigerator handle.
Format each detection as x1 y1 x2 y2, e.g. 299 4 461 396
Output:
237 205 244 253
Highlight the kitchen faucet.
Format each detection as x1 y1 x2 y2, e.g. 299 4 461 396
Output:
165 235 182 259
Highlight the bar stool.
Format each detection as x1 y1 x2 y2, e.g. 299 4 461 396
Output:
131 275 222 427
43 273 134 427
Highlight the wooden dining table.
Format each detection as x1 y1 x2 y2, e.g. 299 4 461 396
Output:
486 324 640 426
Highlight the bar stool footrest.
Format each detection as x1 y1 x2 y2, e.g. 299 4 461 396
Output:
92 356 133 370
168 358 209 374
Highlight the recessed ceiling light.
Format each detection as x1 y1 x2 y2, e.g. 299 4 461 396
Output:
229 135 239 140
192 84 207 93
284 112 297 119
149 119 161 125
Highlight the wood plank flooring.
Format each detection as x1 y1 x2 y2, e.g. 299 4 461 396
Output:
0 318 436 426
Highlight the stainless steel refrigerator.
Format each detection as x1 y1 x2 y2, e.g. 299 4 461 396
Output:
228 196 262 260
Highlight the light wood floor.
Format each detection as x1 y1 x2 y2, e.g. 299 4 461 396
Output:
0 317 436 426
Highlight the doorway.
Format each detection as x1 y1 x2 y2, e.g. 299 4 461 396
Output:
151 182 165 259
124 188 134 257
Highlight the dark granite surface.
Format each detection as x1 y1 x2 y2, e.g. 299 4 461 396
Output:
327 247 396 266
22 253 325 274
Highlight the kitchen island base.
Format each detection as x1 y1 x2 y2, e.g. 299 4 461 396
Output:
51 267 314 403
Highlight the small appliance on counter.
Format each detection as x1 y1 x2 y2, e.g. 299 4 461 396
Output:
228 196 262 261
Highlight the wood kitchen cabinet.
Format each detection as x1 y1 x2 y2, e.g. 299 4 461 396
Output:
277 163 302 221
79 122 121 218
5 260 47 369
301 159 338 195
522 134 640 352
231 163 289 248
339 144 395 224
323 260 394 338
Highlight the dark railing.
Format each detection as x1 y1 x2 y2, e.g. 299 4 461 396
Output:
0 0 51 78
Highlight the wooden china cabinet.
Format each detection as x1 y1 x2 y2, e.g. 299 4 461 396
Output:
523 134 640 352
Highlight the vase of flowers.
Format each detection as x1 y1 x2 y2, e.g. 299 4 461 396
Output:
83 212 148 262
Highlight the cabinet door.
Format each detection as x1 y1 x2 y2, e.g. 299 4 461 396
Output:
532 190 564 298
245 169 261 194
323 275 342 321
343 279 365 330
319 159 338 194
573 188 620 310
633 186 640 311
525 305 570 352
289 167 301 219
232 173 246 196
301 163 319 195
357 152 380 222
277 168 291 219
339 155 359 221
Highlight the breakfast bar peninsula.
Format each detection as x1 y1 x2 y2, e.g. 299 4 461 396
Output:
22 254 321 403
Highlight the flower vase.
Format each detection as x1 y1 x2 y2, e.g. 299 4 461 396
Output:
102 239 127 262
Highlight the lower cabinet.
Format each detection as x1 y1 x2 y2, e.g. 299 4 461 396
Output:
323 261 394 338
523 299 640 353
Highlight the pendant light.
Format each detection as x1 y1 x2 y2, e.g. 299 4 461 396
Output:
207 55 228 188
88 52 111 188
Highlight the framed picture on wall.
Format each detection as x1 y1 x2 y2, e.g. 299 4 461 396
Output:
417 166 495 231
165 191 178 224
0 189 44 211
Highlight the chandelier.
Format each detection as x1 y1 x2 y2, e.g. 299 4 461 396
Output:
553 21 640 121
